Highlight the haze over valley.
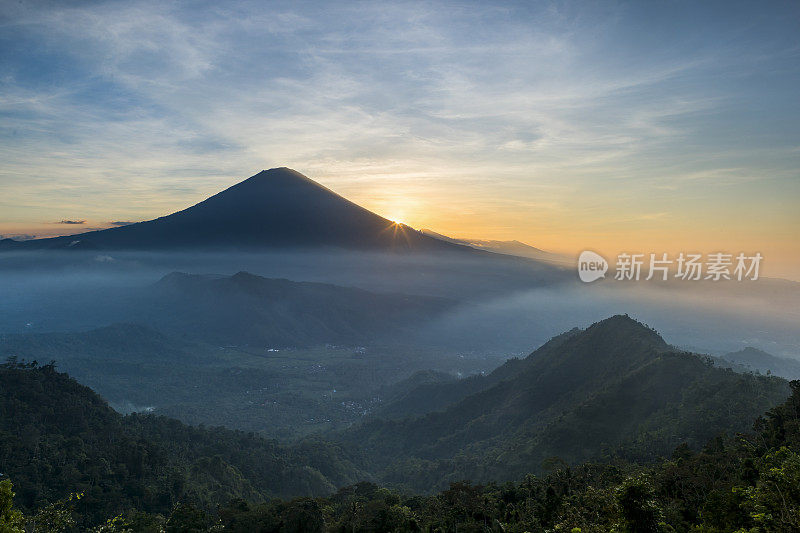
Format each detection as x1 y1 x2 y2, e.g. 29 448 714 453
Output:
1 169 798 446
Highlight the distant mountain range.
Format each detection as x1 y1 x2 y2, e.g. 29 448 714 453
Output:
420 228 570 264
336 315 790 491
0 168 469 252
0 270 454 348
141 271 453 347
719 346 800 379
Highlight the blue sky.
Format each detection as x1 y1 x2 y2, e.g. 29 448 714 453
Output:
0 0 798 277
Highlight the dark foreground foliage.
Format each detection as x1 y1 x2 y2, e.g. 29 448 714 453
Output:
3 362 800 531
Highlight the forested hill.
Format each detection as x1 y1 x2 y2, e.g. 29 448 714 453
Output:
337 315 791 491
3 370 800 531
0 360 366 527
172 382 800 531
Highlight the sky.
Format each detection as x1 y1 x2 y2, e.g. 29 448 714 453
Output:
1 0 798 279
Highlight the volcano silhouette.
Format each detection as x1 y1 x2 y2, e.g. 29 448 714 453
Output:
20 168 466 252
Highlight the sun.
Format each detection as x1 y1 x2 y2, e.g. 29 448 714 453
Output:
377 198 418 227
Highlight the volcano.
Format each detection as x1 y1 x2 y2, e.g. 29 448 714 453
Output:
14 168 466 252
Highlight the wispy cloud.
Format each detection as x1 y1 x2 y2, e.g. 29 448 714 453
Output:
0 234 36 241
0 0 798 276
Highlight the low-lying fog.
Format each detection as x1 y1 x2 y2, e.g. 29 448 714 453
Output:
0 249 797 358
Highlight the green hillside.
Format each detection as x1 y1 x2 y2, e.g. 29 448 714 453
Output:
3 376 799 531
0 360 365 528
1 315 795 531
337 316 790 491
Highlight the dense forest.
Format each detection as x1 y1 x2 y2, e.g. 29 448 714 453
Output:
335 316 790 492
0 317 797 531
0 359 366 529
2 360 799 531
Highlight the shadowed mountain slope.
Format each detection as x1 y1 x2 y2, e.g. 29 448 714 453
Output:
141 271 454 346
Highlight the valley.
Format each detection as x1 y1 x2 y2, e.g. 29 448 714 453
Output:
0 324 502 440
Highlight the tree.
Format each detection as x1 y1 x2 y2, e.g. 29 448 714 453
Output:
26 491 81 533
616 475 664 533
165 502 213 533
738 447 800 533
0 480 24 533
89 515 133 533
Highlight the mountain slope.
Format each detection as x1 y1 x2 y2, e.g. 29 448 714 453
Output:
0 361 365 527
142 271 453 346
337 315 790 491
12 168 470 252
373 327 581 420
